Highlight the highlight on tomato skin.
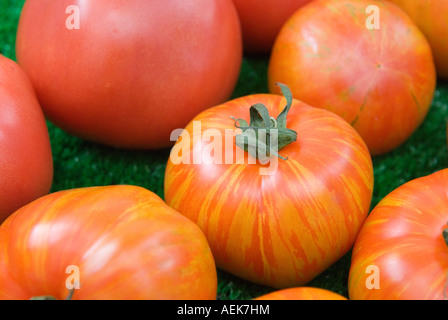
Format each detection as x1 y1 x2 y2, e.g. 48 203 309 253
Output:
0 54 53 224
268 0 436 156
348 168 448 300
164 88 374 290
0 185 217 300
254 287 347 300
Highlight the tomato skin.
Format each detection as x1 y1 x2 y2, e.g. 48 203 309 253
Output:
16 0 242 149
0 54 53 223
254 287 347 300
0 186 217 300
164 94 373 288
385 0 448 78
348 169 448 300
268 0 436 156
232 0 313 54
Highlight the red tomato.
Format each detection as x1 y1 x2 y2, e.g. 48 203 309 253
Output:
0 54 53 223
254 287 347 300
232 0 313 54
268 0 436 156
0 185 217 300
16 0 242 149
164 89 373 288
385 0 448 78
348 169 448 300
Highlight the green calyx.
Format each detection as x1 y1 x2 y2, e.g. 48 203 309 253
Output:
231 83 297 161
30 296 57 300
30 289 76 301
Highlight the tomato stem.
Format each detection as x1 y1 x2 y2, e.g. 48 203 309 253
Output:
231 83 297 161
66 288 76 300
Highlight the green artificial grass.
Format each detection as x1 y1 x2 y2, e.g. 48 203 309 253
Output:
1 0 448 300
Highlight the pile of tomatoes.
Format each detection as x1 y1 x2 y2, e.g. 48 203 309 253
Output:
1 0 447 300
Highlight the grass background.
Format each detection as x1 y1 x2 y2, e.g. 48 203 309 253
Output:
1 0 448 300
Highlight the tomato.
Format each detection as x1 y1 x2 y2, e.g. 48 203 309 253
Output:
254 287 347 300
164 85 373 288
348 169 448 300
385 0 448 78
232 0 313 54
0 54 53 223
0 185 217 300
16 0 242 149
268 0 436 156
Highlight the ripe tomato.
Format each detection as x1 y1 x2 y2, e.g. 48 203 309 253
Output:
16 0 242 149
0 186 217 300
268 0 436 156
348 169 448 300
385 0 448 78
254 287 347 300
0 54 53 223
164 86 373 288
232 0 313 54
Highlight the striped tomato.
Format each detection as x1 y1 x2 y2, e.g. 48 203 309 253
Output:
268 0 436 155
348 169 448 300
0 186 217 300
254 287 347 300
164 85 374 288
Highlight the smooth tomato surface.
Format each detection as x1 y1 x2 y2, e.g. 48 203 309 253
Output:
386 0 448 78
0 186 217 300
16 0 242 149
349 169 448 300
0 54 53 223
164 94 373 288
254 287 347 300
268 0 436 155
232 0 313 54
